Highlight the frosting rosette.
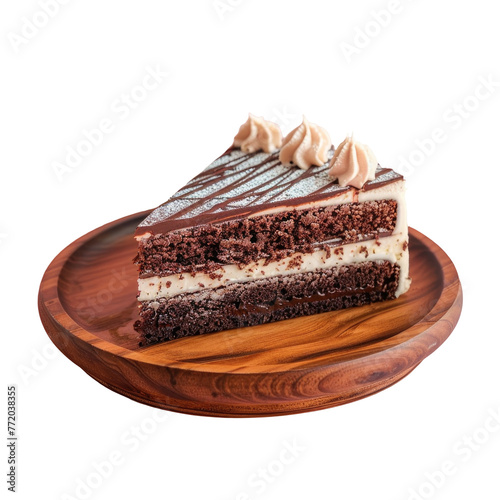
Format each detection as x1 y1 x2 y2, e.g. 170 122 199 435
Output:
233 114 282 153
279 116 331 170
328 134 378 188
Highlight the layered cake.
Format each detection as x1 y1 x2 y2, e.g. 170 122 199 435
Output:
134 115 411 345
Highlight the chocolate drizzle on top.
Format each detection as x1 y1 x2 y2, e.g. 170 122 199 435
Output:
136 147 403 236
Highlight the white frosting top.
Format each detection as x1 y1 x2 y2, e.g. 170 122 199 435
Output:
233 114 282 153
328 134 378 188
279 116 331 170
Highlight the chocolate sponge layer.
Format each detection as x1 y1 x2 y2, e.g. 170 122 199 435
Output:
136 260 400 345
136 200 398 277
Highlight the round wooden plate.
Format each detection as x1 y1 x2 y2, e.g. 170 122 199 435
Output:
38 211 462 417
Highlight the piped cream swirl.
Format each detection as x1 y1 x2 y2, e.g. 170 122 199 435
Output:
328 134 378 188
233 114 282 153
279 116 331 170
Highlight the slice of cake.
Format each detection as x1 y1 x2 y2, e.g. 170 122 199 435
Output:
134 115 411 345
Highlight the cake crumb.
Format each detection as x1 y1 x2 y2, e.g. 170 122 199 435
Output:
208 271 223 280
286 255 303 270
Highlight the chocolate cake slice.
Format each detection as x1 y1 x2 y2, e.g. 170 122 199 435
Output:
134 116 410 345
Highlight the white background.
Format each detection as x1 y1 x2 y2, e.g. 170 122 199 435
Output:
1 1 499 499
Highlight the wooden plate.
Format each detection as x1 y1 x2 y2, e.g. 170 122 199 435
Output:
38 211 462 417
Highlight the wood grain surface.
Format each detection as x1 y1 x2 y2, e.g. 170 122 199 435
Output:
38 211 462 417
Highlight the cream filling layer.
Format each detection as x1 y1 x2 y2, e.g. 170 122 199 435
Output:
138 232 410 302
